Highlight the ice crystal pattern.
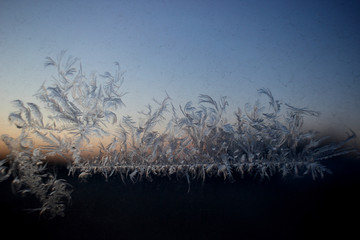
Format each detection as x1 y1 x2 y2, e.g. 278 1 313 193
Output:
0 52 357 218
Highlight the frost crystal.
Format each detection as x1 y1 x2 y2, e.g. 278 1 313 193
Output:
1 52 357 218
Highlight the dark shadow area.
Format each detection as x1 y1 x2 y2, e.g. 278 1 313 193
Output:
1 156 359 240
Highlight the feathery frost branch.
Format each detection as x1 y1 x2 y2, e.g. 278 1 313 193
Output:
1 52 357 218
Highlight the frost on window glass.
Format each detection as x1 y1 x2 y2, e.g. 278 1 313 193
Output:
0 52 357 218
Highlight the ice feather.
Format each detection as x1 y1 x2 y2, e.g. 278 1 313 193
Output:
8 112 26 128
27 102 44 127
105 111 117 124
199 94 218 111
258 88 281 114
11 100 31 123
2 52 358 219
285 103 320 117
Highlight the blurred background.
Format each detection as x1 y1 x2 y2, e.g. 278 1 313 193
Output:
1 0 360 156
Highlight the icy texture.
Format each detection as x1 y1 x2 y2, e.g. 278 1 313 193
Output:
1 52 357 218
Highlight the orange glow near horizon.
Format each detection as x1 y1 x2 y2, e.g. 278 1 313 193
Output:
1 121 358 162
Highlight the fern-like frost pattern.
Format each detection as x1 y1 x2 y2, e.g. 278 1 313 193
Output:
1 52 357 218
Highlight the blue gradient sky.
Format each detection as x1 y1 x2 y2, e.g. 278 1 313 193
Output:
1 0 360 152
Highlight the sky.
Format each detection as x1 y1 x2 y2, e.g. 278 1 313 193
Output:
1 0 360 155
